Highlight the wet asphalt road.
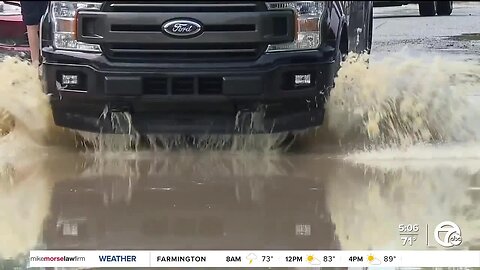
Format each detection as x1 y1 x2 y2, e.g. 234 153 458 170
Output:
1 2 480 269
372 1 480 61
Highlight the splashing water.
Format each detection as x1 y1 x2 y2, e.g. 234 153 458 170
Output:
2 52 480 153
73 103 294 152
0 57 292 153
324 52 480 248
0 57 76 153
78 127 292 153
326 52 480 148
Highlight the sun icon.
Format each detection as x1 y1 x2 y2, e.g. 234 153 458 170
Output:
367 254 381 265
306 255 321 265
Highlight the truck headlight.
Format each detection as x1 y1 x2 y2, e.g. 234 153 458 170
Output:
51 1 102 52
266 1 325 52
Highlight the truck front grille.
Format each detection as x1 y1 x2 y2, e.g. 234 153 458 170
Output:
99 1 273 63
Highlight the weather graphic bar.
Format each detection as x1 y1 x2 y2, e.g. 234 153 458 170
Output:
29 250 480 268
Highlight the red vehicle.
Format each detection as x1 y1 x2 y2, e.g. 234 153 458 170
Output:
0 1 29 56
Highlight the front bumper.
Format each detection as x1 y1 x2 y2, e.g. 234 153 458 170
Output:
43 50 336 134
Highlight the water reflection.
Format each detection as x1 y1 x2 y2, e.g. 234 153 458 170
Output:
0 149 83 269
326 159 480 250
43 152 339 251
0 151 479 268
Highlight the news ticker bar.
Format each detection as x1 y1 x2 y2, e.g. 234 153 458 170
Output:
29 250 480 268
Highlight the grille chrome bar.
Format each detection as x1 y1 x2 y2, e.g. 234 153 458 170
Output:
104 2 265 12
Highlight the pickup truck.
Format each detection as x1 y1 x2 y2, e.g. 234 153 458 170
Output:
40 1 373 137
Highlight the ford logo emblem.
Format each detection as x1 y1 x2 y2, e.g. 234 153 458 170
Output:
162 19 203 38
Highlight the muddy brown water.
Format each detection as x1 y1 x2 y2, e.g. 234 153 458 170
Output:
0 52 480 269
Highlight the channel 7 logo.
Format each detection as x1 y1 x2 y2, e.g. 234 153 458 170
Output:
433 221 462 247
398 221 462 248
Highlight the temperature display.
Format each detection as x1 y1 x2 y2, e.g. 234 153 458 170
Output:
398 223 421 247
384 255 397 262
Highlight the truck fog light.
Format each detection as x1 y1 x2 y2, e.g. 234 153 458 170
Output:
295 74 311 85
62 74 78 85
295 224 311 236
62 222 79 236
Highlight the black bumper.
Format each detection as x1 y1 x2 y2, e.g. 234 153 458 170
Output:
43 50 336 135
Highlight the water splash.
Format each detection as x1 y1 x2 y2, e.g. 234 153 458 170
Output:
326 52 480 148
0 57 292 153
0 57 76 152
3 50 480 154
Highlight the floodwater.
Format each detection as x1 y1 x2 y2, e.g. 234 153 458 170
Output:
1 2 480 269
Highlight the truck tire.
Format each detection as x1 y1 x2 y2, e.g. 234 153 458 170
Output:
418 2 436 16
436 1 453 16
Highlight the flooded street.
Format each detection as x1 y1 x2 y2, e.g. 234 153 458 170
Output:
1 2 480 269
